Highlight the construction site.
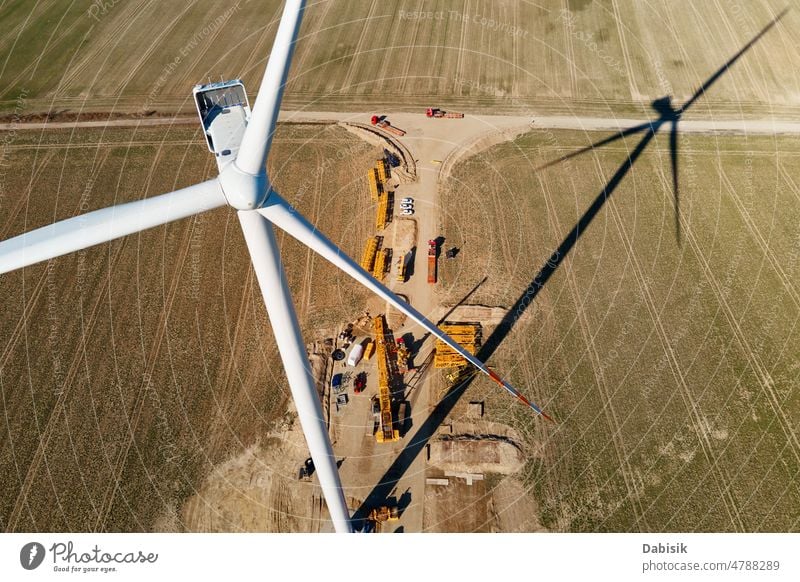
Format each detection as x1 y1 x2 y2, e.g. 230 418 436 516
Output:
281 110 545 533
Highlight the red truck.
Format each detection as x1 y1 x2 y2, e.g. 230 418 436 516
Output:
370 115 406 136
427 239 437 284
426 107 464 119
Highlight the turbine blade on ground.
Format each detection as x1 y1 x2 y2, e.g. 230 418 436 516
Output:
258 191 552 419
0 179 225 274
236 0 306 175
237 210 352 533
680 8 788 113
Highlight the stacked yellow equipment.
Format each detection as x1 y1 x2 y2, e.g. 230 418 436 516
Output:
375 159 389 183
373 315 399 443
376 194 389 231
434 323 481 368
368 168 382 201
360 236 381 272
373 248 390 281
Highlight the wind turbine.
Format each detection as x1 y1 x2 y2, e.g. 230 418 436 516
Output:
0 0 549 533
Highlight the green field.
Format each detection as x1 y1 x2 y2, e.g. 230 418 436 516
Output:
439 129 800 531
0 0 797 117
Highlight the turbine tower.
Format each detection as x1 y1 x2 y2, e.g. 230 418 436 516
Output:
0 0 549 533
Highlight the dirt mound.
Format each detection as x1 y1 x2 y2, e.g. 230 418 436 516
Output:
434 304 511 326
428 435 525 474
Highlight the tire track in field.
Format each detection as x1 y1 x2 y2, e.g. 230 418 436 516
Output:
340 0 378 93
600 170 745 530
0 149 56 240
199 237 255 450
454 0 469 84
0 0 58 59
707 0 767 103
656 159 800 473
282 0 328 90
110 1 198 96
92 208 200 531
716 168 800 309
486 164 518 282
26 0 81 81
300 149 323 318
610 0 639 100
0 0 58 82
6 231 131 531
534 154 649 529
0 147 108 363
398 0 424 94
560 0 578 99
671 184 800 471
55 0 156 94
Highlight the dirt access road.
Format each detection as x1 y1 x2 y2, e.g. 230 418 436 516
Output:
6 112 800 135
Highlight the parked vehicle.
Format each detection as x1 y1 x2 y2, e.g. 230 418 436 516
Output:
401 208 414 216
331 373 343 390
354 372 366 394
401 197 413 204
400 202 413 209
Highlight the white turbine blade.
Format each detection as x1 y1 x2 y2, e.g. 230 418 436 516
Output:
0 179 225 274
236 0 306 175
257 192 552 419
237 210 352 533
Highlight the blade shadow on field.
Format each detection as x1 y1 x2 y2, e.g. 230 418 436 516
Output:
350 9 787 526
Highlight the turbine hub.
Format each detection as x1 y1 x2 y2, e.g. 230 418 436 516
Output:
218 162 270 210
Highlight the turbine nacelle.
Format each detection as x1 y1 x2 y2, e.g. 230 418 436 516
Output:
218 162 270 210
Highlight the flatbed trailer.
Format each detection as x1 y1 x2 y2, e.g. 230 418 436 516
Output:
427 239 437 283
